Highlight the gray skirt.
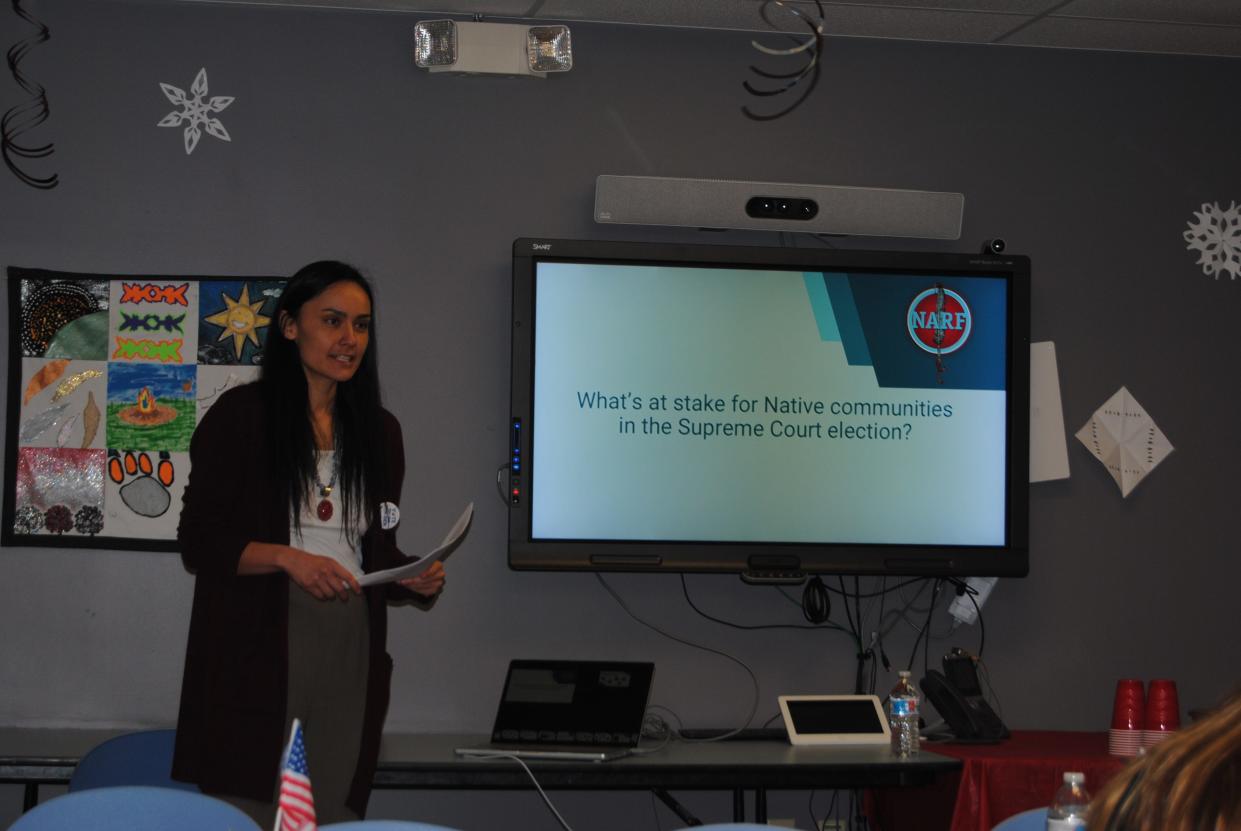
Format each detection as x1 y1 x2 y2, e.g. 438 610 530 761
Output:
222 585 370 826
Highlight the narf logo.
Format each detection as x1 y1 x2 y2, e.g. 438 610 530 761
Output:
907 285 971 355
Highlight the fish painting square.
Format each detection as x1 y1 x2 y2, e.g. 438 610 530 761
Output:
105 363 197 452
109 279 199 365
197 280 282 366
17 358 108 450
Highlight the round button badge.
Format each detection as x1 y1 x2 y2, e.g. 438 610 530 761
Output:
379 502 400 530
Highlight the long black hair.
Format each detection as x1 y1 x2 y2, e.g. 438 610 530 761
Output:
261 260 385 542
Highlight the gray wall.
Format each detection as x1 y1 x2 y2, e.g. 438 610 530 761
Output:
3 1 1240 828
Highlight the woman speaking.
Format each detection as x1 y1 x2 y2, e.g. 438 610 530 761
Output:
172 261 444 824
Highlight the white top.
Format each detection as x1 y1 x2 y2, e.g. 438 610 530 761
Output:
290 451 368 579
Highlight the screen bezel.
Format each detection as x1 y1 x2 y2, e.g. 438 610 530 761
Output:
777 694 892 746
509 237 1030 578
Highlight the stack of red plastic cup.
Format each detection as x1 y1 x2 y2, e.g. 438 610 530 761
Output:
1108 679 1146 756
1144 679 1181 748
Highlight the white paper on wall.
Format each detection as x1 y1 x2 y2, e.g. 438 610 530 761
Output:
1029 341 1070 483
1075 386 1173 497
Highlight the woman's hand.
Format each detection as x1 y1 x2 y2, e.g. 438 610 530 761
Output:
282 547 362 601
399 561 445 598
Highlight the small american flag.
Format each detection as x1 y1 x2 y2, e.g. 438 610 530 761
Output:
275 718 317 831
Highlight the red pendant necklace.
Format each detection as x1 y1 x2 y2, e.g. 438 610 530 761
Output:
315 452 339 522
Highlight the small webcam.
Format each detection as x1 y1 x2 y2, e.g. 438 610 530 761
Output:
746 196 819 221
980 238 1006 255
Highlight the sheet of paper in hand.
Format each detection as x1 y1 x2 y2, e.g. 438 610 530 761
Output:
357 502 473 586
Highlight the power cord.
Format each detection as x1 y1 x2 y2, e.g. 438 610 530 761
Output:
964 585 986 658
810 789 840 831
494 463 510 505
680 574 847 633
975 654 1005 721
906 578 944 674
596 574 760 740
802 575 831 623
824 576 927 598
643 704 685 737
649 791 664 831
838 577 874 694
630 712 674 756
463 751 574 831
873 577 891 694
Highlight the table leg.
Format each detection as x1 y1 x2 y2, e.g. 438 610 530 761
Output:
733 788 745 822
23 783 39 813
755 788 767 823
652 788 702 826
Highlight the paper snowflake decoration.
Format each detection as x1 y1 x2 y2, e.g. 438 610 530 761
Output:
1183 200 1241 280
157 68 234 155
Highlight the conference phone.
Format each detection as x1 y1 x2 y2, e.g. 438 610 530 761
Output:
920 649 1009 743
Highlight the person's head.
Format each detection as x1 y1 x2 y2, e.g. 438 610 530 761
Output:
262 261 385 538
265 260 378 399
1088 689 1241 831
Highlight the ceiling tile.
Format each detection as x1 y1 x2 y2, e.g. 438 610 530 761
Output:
1003 16 1241 57
541 2 1030 43
1060 0 1241 27
167 0 1241 58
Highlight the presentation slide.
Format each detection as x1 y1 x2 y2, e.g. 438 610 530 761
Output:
531 262 1010 547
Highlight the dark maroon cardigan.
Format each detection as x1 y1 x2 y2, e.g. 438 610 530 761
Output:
171 381 418 816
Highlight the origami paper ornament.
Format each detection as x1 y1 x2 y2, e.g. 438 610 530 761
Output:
1075 386 1173 497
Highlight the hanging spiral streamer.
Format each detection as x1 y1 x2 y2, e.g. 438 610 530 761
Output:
742 0 825 122
3 0 59 189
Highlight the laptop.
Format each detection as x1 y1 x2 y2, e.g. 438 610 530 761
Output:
455 659 655 762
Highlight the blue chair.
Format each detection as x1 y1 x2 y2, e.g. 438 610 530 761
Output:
69 728 199 792
9 786 261 830
320 824 465 831
992 807 1050 830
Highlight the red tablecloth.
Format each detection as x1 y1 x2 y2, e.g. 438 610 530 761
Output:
867 731 1130 831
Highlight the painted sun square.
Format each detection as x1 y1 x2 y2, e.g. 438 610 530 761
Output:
198 280 283 366
4 268 283 549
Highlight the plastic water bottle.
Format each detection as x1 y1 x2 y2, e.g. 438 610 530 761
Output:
888 670 920 758
1046 771 1091 831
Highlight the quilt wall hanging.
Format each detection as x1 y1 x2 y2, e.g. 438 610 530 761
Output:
4 267 283 550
